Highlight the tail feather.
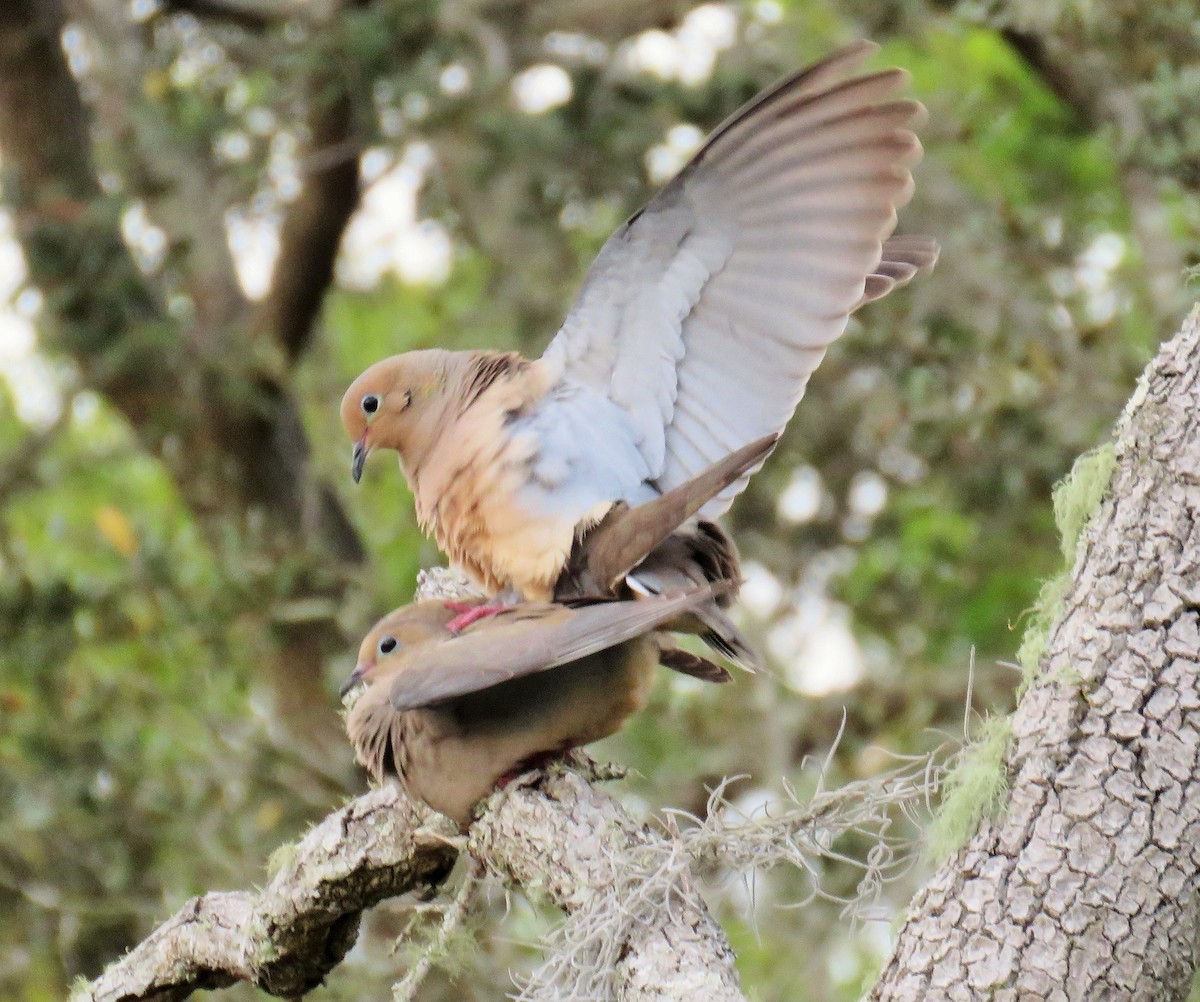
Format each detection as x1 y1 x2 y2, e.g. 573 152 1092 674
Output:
658 647 732 683
560 434 777 597
697 610 760 673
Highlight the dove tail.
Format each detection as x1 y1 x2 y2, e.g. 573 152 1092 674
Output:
627 520 762 672
562 434 777 596
696 607 760 673
658 646 732 683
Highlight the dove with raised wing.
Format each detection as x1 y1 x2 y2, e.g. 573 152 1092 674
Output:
342 586 728 827
342 40 937 604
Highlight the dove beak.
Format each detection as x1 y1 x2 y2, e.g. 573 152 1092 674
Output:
351 432 370 484
339 662 371 699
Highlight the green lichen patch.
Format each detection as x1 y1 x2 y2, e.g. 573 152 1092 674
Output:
927 713 1013 862
1052 443 1117 565
1016 442 1117 692
266 840 299 881
1016 570 1071 692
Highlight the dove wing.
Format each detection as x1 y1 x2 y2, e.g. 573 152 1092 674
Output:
541 41 936 517
388 586 714 711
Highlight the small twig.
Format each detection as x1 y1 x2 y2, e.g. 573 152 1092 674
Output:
155 0 308 31
391 856 486 1002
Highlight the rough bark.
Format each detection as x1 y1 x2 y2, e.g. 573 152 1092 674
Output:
870 306 1200 1000
77 764 743 1002
471 767 744 1001
81 787 458 1002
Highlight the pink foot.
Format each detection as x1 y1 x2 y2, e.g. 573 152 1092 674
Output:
495 748 567 789
444 602 508 634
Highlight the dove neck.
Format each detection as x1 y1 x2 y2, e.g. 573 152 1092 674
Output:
391 352 461 478
402 350 496 489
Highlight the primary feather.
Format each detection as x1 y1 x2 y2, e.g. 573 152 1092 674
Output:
541 40 936 516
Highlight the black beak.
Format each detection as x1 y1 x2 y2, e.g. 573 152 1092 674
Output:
339 663 369 699
351 434 368 484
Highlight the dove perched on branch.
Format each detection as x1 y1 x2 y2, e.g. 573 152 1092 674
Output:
342 586 729 827
342 40 937 606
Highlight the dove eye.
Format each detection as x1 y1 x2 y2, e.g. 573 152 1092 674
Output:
361 394 380 418
377 635 398 656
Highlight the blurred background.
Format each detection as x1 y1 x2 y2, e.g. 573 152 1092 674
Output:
1 0 1197 998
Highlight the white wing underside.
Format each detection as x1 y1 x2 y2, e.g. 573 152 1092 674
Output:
541 40 937 517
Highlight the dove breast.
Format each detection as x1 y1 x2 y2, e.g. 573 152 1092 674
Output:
411 356 657 598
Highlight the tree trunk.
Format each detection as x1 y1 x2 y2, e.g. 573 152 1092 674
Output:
870 305 1200 1000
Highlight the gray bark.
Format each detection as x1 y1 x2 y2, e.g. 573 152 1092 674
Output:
870 305 1200 1000
82 788 458 1002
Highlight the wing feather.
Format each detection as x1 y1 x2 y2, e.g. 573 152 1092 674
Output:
388 588 715 711
541 42 936 513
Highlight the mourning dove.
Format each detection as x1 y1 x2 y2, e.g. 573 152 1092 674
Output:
342 40 937 605
343 586 728 826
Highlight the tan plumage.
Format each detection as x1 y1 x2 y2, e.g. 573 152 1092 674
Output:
343 587 728 827
342 41 936 606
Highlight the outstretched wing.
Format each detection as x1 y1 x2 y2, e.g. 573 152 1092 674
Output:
541 41 936 516
388 586 715 711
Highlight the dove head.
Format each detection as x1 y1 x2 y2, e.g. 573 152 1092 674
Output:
341 350 460 483
340 601 458 698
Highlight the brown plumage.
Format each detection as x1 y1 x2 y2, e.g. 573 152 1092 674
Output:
343 587 728 827
555 434 776 667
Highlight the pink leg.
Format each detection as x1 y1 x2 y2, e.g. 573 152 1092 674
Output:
444 602 508 634
495 748 570 788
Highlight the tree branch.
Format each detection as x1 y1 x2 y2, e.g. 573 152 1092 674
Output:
259 85 362 365
870 305 1200 999
81 787 458 1002
254 0 384 365
157 0 302 31
77 762 750 1002
471 765 744 1001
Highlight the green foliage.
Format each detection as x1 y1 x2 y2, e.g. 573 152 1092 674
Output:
927 714 1013 861
885 28 1121 223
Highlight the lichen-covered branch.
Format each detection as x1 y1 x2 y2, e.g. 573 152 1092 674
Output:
870 305 1200 1000
472 764 745 1002
80 788 458 1002
76 761 750 1002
